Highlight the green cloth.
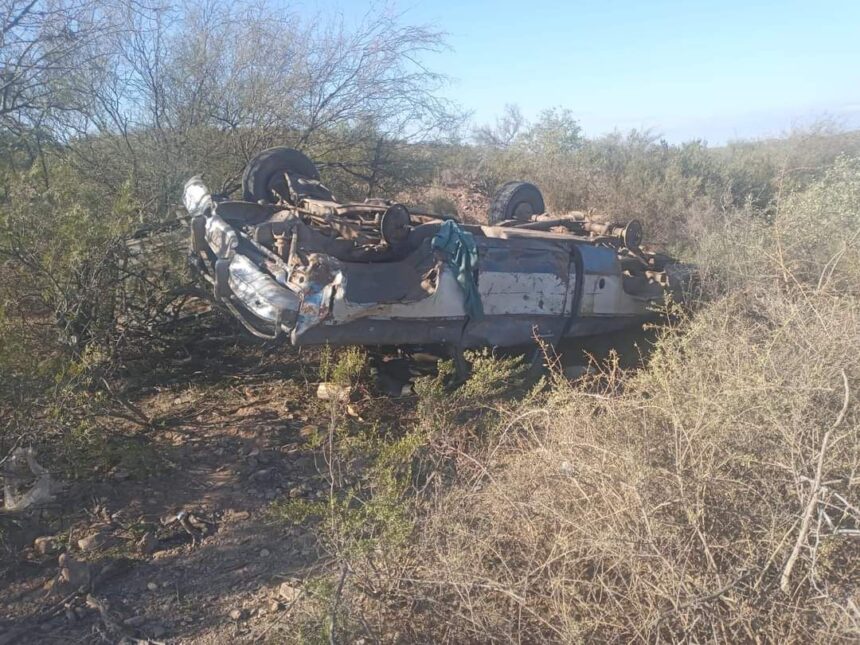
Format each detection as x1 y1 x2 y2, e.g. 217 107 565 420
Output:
431 220 484 320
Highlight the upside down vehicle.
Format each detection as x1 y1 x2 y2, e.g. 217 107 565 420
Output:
183 147 689 359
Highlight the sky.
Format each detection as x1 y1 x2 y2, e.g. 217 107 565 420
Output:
303 0 860 144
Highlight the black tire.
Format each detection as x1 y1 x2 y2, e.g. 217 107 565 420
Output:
242 147 320 203
488 181 545 224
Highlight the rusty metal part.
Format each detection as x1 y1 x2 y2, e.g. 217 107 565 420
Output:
620 220 643 249
511 215 644 249
335 203 391 216
183 160 685 350
645 270 669 286
509 216 585 231
273 232 289 259
300 199 339 217
380 204 411 246
574 220 644 248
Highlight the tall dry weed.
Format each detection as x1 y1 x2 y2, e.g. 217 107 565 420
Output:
342 155 860 643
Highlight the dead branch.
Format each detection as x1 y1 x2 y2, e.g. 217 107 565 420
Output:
780 369 850 594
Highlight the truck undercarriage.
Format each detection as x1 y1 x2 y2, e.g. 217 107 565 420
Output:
184 148 688 355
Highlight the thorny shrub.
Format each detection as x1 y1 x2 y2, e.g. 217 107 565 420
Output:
0 158 189 483
269 349 532 641
292 155 860 642
453 121 860 253
394 295 857 642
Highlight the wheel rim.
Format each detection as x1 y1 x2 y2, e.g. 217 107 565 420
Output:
512 202 535 220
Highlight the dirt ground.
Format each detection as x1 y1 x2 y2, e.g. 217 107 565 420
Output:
404 183 491 225
0 315 660 644
0 181 654 643
0 334 406 644
0 183 493 644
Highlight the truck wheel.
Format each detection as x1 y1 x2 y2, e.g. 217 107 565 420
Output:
488 181 545 224
242 147 320 203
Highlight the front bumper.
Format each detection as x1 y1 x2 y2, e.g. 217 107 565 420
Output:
184 178 301 339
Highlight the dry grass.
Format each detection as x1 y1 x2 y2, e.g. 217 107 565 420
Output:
386 291 858 642
325 157 860 643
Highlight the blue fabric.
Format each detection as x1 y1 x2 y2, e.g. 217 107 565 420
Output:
431 220 483 320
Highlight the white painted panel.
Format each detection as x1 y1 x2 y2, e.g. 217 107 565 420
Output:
579 275 652 316
564 264 578 316
332 267 572 321
331 267 466 321
479 272 567 315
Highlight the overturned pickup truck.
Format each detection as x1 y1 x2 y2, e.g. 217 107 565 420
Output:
184 147 686 351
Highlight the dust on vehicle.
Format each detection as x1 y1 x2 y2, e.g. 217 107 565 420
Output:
184 147 689 357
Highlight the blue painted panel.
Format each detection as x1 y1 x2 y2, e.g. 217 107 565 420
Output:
476 237 571 277
577 244 619 275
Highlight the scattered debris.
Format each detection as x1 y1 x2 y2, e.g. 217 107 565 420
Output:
316 382 351 402
250 468 273 482
1 447 58 511
34 536 60 556
85 595 132 641
0 344 344 641
346 403 364 419
278 581 301 603
78 528 117 553
109 467 131 481
161 509 217 546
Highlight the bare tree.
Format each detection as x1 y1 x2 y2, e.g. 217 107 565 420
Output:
473 104 525 148
295 8 455 145
56 0 461 205
0 1 123 151
1 0 462 355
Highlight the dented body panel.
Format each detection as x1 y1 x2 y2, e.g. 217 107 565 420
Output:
184 171 685 349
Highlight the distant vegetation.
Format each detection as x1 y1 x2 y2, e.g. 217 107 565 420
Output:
1 1 859 642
